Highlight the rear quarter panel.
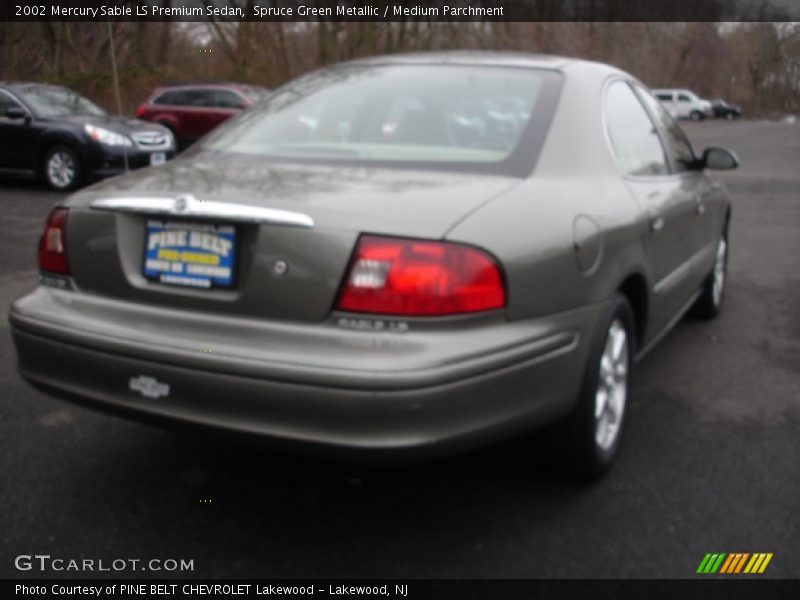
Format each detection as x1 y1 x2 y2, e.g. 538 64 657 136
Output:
447 177 648 321
446 62 651 321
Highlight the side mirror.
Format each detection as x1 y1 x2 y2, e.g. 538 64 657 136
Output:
702 147 739 170
5 106 30 122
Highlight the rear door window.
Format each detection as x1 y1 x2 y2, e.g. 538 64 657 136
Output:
214 90 247 109
605 81 669 176
634 85 697 173
184 89 216 108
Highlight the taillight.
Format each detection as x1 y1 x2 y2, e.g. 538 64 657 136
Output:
135 105 146 118
336 235 505 316
38 207 70 274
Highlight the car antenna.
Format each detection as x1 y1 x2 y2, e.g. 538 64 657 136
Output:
107 22 129 174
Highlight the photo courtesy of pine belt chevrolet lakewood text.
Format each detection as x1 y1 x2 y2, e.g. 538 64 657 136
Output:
9 52 739 480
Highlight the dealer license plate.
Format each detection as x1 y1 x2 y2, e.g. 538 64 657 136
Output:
143 220 236 289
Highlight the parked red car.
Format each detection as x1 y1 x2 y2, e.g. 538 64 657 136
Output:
136 82 265 149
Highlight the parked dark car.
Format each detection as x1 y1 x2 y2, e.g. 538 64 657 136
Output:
136 82 265 149
10 53 739 480
710 99 742 120
0 82 175 191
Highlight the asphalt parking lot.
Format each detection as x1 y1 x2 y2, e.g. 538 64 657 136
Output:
1 120 798 579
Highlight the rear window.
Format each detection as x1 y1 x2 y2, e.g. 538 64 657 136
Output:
198 64 562 176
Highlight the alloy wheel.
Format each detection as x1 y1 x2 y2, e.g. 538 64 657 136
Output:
712 238 727 307
594 318 628 451
47 151 77 189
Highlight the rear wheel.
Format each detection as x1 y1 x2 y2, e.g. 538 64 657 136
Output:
690 110 704 122
43 145 81 191
547 294 635 481
692 233 728 319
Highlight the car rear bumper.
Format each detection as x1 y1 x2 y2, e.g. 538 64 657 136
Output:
10 285 601 455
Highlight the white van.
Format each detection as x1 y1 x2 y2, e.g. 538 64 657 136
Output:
652 89 714 121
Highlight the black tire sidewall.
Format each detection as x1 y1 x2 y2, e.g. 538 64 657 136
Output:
567 294 636 479
692 229 729 319
43 145 81 191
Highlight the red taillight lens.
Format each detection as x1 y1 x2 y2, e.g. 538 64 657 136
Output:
38 208 70 274
135 105 146 118
336 235 505 316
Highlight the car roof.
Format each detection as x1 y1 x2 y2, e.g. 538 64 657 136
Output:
157 81 255 89
0 82 62 91
338 51 578 71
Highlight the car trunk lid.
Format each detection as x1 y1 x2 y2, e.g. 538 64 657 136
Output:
60 154 518 322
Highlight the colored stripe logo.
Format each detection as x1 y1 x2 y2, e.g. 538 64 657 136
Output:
697 553 773 574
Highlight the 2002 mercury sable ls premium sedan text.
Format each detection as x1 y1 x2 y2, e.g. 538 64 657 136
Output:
10 53 739 479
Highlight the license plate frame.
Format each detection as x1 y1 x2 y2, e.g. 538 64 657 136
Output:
142 220 237 289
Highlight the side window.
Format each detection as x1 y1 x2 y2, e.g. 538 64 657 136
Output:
635 85 697 173
154 90 191 106
156 89 216 108
187 89 216 108
154 91 177 105
605 81 669 176
655 93 673 102
677 93 691 102
214 90 247 109
0 91 24 118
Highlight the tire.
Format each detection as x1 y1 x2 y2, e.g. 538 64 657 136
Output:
43 145 82 191
690 110 704 122
546 294 636 481
692 232 728 320
725 112 735 121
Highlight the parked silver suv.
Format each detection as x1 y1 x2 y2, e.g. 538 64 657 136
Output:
653 89 714 121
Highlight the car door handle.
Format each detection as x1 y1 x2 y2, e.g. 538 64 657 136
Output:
650 216 665 232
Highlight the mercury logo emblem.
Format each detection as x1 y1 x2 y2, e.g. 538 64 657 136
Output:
129 375 170 399
174 195 191 213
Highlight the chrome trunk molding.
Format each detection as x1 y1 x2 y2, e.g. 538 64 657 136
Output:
89 195 315 228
